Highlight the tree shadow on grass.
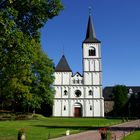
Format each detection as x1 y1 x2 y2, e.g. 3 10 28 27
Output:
31 124 101 130
32 125 140 132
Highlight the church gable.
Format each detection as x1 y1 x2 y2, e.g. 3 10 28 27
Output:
72 72 83 77
71 72 83 85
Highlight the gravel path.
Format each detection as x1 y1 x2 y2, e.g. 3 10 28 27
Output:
50 119 140 140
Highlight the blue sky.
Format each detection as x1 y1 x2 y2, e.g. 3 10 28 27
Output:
41 0 140 87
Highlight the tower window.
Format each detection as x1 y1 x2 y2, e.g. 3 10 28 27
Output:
64 90 67 95
73 79 75 84
89 90 93 95
89 47 96 56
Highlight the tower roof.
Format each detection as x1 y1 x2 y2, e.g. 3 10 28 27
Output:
55 55 72 72
83 15 101 43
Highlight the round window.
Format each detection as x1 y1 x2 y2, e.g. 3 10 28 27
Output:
75 90 81 97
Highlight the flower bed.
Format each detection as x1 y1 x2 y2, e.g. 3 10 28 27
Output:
99 128 107 140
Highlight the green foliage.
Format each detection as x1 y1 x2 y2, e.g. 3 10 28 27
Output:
31 49 55 107
129 93 140 118
113 85 128 116
0 7 35 110
0 111 34 121
0 0 63 113
1 0 63 38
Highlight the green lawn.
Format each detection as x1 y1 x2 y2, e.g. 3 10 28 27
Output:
0 116 122 140
123 131 140 140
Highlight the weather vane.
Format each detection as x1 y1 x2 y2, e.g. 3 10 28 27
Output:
89 6 92 15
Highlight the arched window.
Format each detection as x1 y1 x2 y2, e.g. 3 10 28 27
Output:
90 105 92 110
75 90 81 97
77 79 79 84
64 90 67 95
89 47 96 56
64 105 66 110
89 90 93 95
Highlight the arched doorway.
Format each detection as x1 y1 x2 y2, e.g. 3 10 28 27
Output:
74 103 82 117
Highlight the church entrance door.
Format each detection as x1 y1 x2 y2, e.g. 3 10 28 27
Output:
74 103 82 117
74 107 81 117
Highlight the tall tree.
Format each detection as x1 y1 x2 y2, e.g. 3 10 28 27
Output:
0 7 34 110
113 85 128 116
0 0 63 112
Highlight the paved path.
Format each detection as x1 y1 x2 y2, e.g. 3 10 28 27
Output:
50 119 140 140
109 119 140 140
50 130 100 140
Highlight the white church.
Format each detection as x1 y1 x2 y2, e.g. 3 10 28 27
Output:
53 14 104 117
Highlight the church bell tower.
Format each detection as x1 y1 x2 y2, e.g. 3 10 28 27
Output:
82 15 104 117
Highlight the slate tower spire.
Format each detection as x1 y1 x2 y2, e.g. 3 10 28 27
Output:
83 15 100 43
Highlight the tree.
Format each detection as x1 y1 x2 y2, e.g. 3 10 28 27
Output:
22 47 55 112
129 92 140 118
1 0 63 38
0 0 63 113
0 8 35 110
113 85 128 116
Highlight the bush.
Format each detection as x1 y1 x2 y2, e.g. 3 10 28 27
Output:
15 114 32 120
0 113 15 120
0 112 33 121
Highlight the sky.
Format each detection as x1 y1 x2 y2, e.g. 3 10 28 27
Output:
41 0 140 87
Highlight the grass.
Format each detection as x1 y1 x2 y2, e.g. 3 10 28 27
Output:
0 115 122 140
123 131 140 140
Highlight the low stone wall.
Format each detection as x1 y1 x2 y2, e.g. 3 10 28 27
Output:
104 101 114 114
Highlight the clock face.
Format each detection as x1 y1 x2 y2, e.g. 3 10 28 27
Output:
75 90 81 97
